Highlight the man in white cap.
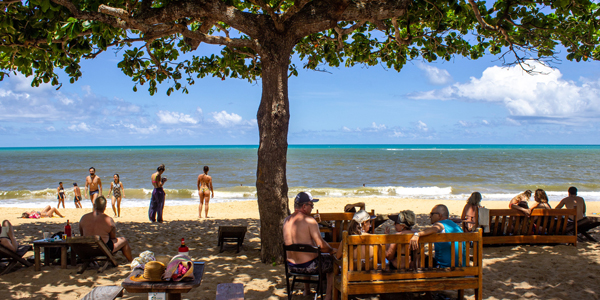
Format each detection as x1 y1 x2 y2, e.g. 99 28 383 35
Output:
283 192 335 300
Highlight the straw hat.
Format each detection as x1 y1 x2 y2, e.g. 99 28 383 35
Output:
129 261 166 282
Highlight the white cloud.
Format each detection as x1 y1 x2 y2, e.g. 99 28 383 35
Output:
68 122 91 132
212 111 243 127
157 110 198 124
482 120 489 125
197 107 203 115
46 126 56 131
371 122 386 131
417 121 428 131
411 60 600 120
392 130 404 137
342 126 351 132
417 63 453 85
123 123 158 134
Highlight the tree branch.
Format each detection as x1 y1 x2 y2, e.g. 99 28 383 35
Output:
248 0 284 32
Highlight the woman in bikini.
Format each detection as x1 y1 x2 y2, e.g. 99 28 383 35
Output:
530 189 552 233
0 220 19 252
461 192 483 232
57 182 65 209
197 166 214 218
109 174 125 217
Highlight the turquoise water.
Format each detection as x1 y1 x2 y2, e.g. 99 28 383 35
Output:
0 144 599 207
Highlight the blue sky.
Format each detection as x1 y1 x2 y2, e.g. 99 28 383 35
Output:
1 45 600 147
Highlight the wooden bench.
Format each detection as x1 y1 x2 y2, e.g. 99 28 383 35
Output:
483 209 577 245
573 216 600 242
333 229 483 300
310 210 375 248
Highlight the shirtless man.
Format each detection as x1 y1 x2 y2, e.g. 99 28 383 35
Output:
283 192 335 300
73 183 82 208
79 196 133 262
556 186 587 222
85 167 102 205
197 166 214 218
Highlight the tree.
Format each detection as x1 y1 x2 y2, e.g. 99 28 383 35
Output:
1 0 598 262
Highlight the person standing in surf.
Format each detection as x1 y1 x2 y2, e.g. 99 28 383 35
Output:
197 166 214 218
109 174 125 218
73 183 82 208
149 164 167 223
85 167 102 205
57 182 66 209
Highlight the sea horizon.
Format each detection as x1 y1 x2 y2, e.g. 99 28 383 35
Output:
1 144 599 208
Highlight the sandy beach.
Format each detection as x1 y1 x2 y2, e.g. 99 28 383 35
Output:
1 197 599 299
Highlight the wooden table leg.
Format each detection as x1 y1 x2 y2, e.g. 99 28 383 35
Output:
61 246 67 269
70 248 77 266
34 245 41 271
167 293 181 300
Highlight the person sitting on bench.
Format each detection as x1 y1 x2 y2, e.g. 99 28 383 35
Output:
409 204 465 268
556 186 587 223
0 220 19 252
385 210 418 269
79 196 133 262
283 192 335 300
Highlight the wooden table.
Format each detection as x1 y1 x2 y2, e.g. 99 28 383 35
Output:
121 262 205 300
33 239 77 271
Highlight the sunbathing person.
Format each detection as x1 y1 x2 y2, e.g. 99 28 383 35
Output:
79 196 133 262
461 192 483 232
385 210 418 269
0 220 19 252
21 206 64 218
335 210 376 260
509 190 532 216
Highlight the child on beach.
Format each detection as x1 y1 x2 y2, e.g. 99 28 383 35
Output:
73 183 82 208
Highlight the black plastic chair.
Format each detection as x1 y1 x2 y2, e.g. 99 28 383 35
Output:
283 244 324 300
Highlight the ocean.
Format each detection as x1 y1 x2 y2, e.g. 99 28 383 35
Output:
1 144 599 208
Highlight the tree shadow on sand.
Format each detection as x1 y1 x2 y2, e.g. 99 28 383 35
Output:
1 216 599 299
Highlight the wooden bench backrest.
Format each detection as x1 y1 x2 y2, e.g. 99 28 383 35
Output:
487 209 576 235
339 229 483 282
311 210 376 246
485 209 577 245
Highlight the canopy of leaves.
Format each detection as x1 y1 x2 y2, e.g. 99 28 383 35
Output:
1 0 599 94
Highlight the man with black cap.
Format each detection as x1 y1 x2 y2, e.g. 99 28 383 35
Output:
283 192 335 300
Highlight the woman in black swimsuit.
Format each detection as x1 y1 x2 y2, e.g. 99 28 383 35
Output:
57 182 65 209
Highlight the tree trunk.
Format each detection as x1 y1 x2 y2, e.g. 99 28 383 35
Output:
256 41 293 264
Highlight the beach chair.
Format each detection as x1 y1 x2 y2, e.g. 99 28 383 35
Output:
218 226 247 253
0 244 32 275
573 216 600 242
66 236 118 274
